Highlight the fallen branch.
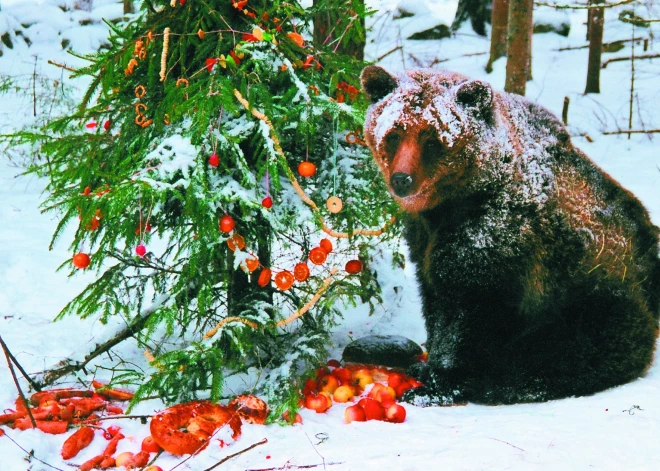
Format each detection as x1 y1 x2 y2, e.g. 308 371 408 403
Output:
0 335 37 428
602 53 660 68
555 37 643 51
602 129 660 135
202 438 268 471
535 0 639 9
0 335 41 391
246 462 345 471
34 295 169 388
376 45 402 62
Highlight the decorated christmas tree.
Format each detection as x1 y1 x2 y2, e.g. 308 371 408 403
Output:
20 0 400 417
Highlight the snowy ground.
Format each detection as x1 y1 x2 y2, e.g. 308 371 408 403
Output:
1 0 659 470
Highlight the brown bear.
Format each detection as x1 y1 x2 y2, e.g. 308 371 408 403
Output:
361 66 660 405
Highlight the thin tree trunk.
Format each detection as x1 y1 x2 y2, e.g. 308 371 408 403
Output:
584 2 605 94
124 0 134 14
487 0 509 72
505 0 534 96
312 0 365 60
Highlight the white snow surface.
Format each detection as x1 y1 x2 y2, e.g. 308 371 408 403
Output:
1 1 660 470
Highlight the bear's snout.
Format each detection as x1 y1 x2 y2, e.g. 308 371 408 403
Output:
391 172 414 197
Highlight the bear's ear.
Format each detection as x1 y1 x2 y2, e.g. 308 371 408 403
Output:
361 66 398 103
455 80 494 118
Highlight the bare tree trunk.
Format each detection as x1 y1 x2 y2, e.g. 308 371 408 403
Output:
124 0 134 14
312 0 365 60
504 0 533 96
584 2 605 94
74 0 93 11
486 0 509 72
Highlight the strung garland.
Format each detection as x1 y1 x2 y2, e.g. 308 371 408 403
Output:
232 89 394 238
203 269 338 339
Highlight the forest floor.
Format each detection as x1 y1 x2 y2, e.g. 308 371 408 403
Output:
1 0 659 470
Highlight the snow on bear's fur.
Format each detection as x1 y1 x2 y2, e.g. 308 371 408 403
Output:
361 66 660 406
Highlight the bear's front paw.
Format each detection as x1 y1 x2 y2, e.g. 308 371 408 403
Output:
401 366 466 407
401 384 465 407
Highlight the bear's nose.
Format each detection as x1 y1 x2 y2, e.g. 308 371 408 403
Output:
391 173 414 197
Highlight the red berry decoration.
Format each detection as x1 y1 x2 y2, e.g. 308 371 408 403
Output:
103 120 111 132
209 153 219 167
72 253 91 269
309 247 327 265
297 161 316 178
135 244 147 258
293 262 310 282
242 256 259 273
205 58 218 73
319 238 333 254
345 260 363 274
227 233 246 251
262 196 273 208
274 271 295 291
219 215 235 233
257 268 272 287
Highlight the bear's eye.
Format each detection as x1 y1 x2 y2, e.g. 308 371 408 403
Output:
424 137 443 154
385 132 401 154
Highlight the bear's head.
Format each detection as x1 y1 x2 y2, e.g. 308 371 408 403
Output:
361 66 495 213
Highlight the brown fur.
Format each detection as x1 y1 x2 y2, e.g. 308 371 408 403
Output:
361 66 660 405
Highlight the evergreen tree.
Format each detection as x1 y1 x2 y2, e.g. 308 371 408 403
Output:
14 0 399 418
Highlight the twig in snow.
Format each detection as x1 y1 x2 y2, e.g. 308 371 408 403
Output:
376 45 402 62
1 430 64 471
0 335 37 428
601 53 660 68
487 437 526 452
305 432 327 471
602 129 660 135
0 335 41 391
245 462 345 471
201 438 268 471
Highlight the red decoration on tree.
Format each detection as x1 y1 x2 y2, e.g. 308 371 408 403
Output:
103 120 111 132
227 233 246 251
257 268 272 287
229 50 242 66
243 255 259 272
205 58 218 73
297 161 316 177
274 271 295 291
309 247 327 265
135 244 147 257
219 215 235 233
319 238 332 254
209 153 220 167
302 55 314 70
345 260 363 274
287 32 304 47
73 253 91 269
179 0 187 5
262 196 273 208
293 262 310 282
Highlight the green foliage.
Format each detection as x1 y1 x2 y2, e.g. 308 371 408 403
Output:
14 0 402 412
